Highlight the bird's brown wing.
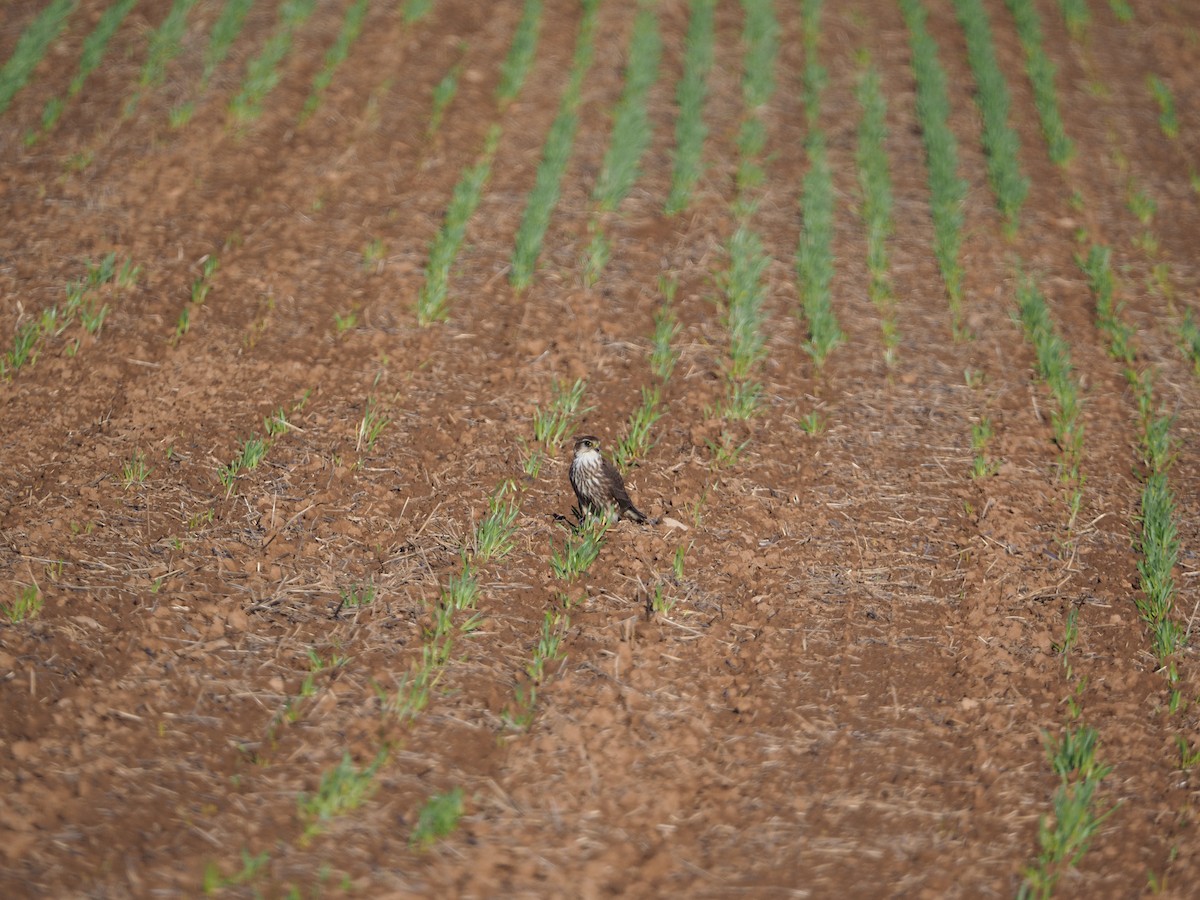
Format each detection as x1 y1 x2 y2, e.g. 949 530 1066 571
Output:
603 460 647 523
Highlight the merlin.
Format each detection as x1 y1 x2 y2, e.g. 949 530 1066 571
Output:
569 435 648 524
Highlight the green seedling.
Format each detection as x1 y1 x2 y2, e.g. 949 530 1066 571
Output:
229 0 317 122
361 238 387 271
798 412 825 436
121 451 151 488
0 0 75 117
338 581 376 609
427 50 466 135
418 124 502 325
410 788 465 850
472 485 519 562
614 386 662 470
298 750 387 844
4 584 43 623
592 3 661 212
651 298 682 382
202 849 269 895
532 378 591 448
356 398 389 453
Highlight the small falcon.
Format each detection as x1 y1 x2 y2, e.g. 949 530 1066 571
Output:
569 434 648 524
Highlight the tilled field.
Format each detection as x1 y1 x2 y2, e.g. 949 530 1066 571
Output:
1 0 1199 895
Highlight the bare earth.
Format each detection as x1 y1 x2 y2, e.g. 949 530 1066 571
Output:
2 0 1199 896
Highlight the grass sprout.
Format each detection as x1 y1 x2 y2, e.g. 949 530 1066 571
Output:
338 581 377 609
532 378 591 449
651 291 682 381
121 451 151 489
1014 273 1083 482
202 849 269 894
356 397 389 453
797 131 842 366
127 0 198 115
551 520 606 581
427 51 466 136
1147 75 1178 140
1178 308 1200 375
713 225 769 421
219 437 269 497
298 750 387 844
36 0 135 137
4 584 43 623
410 788 464 850
201 0 254 92
472 486 520 563
1078 245 1135 368
614 386 662 470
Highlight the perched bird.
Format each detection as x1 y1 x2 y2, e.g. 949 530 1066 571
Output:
569 434 648 524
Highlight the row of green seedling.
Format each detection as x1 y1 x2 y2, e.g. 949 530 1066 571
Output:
29 0 135 143
583 1 663 286
298 0 371 124
899 0 968 332
509 0 601 291
383 483 521 723
1013 273 1085 525
2 253 137 379
425 45 468 138
952 0 1028 234
416 125 502 324
415 0 546 323
796 0 842 368
496 0 544 107
0 0 76 117
664 0 716 215
1078 244 1186 683
217 391 309 497
172 254 220 343
1019 675 1117 899
505 379 599 728
855 61 899 365
275 475 520 879
124 0 199 116
169 0 254 127
1004 0 1074 166
709 0 777 435
228 0 317 123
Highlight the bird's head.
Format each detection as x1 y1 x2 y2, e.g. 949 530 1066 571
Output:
573 434 602 460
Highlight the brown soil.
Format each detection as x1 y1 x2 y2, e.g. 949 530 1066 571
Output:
2 0 1199 896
